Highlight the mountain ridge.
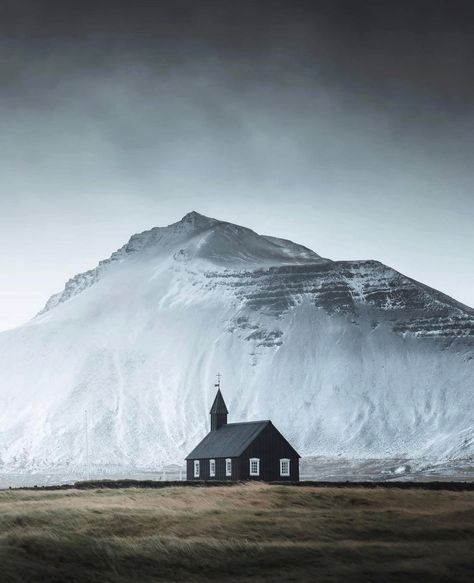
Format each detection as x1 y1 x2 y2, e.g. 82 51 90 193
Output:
39 211 327 315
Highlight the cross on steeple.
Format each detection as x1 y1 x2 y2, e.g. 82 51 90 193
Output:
215 372 221 389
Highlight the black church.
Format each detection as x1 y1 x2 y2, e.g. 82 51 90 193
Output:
186 383 300 481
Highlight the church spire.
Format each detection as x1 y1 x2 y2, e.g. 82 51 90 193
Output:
210 374 228 431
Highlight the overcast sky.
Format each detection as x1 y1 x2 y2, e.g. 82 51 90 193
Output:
1 0 473 331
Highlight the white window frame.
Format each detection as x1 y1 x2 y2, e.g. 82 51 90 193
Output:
225 458 232 477
249 457 260 476
209 459 216 477
280 458 290 477
193 460 200 478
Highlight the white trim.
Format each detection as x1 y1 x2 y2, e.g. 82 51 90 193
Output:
193 460 200 478
225 458 232 477
249 458 260 476
280 458 290 477
209 459 216 477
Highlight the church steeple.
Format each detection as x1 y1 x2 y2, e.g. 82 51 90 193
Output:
210 374 228 431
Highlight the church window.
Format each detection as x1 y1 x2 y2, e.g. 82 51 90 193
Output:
280 458 290 476
250 458 260 476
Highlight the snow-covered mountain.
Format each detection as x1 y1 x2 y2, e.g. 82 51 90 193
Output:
0 211 472 475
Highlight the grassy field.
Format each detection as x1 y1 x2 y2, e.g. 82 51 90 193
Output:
0 483 473 582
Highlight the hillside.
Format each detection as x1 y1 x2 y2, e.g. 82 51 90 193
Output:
0 212 472 475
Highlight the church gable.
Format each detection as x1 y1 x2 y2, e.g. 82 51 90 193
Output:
241 422 300 460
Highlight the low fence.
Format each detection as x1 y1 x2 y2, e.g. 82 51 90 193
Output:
11 479 474 492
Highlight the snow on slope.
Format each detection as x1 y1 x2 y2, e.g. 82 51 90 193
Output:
0 212 472 474
40 212 325 315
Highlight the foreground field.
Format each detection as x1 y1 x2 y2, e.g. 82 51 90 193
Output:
0 484 473 582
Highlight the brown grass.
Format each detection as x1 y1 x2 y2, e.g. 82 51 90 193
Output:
0 483 473 582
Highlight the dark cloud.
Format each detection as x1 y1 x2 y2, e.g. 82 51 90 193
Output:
2 1 474 109
1 0 474 189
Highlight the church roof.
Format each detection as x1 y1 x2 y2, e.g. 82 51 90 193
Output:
209 389 228 414
185 420 270 459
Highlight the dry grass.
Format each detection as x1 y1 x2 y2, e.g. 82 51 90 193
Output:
0 483 473 582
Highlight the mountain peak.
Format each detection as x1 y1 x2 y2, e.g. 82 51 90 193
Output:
180 210 210 221
38 213 328 315
178 211 218 228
